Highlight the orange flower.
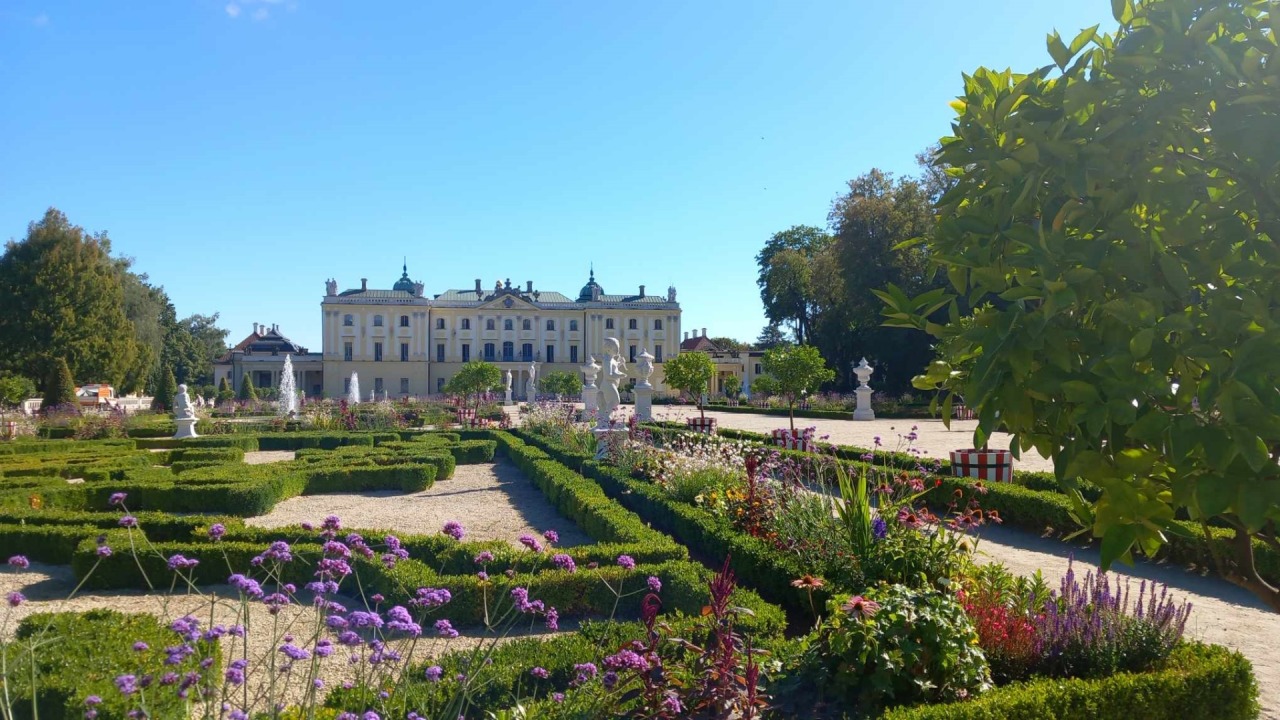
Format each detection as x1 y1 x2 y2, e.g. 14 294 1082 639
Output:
28 494 42 510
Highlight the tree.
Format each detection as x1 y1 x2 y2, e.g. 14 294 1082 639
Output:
238 373 257 402
0 209 139 387
757 344 835 432
722 374 742 402
41 357 77 412
662 351 715 419
756 226 832 345
880 0 1280 612
444 361 504 413
217 377 234 404
709 337 747 357
755 323 791 349
151 366 177 413
539 370 581 400
0 374 36 408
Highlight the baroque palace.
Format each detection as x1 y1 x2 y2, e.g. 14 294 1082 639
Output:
217 265 682 399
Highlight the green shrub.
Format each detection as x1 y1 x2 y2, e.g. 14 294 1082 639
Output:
449 439 496 464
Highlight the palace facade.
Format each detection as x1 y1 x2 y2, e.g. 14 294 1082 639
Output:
314 265 682 399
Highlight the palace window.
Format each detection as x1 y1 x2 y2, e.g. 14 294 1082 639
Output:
571 345 579 363
502 342 514 361
605 319 614 330
344 377 351 394
461 343 470 362
546 345 555 363
655 344 663 362
486 319 495 331
373 315 383 327
628 319 637 330
483 343 495 361
436 344 445 362
436 318 445 330
400 378 409 394
654 319 663 330
462 319 471 330
343 314 353 326
569 320 579 331
436 378 444 392
629 345 637 363
400 315 410 327
374 377 384 394
521 343 533 361
523 319 531 331
343 342 353 362
374 343 383 362
546 320 555 331
400 343 409 362
504 319 514 331
755 363 762 375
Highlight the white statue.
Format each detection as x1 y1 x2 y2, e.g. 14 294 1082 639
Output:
504 369 514 406
325 278 338 296
172 383 199 439
526 361 537 400
596 337 626 429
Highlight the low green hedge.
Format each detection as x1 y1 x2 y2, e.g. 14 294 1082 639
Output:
450 438 497 463
8 609 219 720
882 642 1257 720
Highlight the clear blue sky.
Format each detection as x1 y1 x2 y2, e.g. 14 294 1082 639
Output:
0 1 1112 351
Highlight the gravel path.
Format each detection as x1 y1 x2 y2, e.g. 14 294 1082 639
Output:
246 459 592 547
973 525 1278 718
244 450 296 465
648 405 1054 472
0 563 569 714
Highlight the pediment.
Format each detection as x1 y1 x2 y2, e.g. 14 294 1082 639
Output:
478 294 538 311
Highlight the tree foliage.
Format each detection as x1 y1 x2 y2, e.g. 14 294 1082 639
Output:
238 373 258 402
151 366 177 413
881 0 1280 611
444 361 504 412
662 351 716 419
0 209 139 387
540 370 581 400
754 344 836 432
756 225 831 345
755 323 791 349
41 357 77 412
0 374 36 408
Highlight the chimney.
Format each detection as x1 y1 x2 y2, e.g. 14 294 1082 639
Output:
702 328 707 338
684 331 689 341
639 285 645 297
253 322 259 334
361 278 368 291
475 278 483 294
526 281 533 293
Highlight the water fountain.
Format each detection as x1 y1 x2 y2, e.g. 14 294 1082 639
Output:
348 372 361 405
278 355 298 417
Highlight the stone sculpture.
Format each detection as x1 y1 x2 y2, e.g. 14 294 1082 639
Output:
581 355 600 414
504 370 514 406
172 383 199 439
853 357 875 421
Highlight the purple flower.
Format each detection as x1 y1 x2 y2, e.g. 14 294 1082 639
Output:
543 529 559 544
872 516 888 539
227 574 264 599
411 587 452 609
207 523 226 540
662 693 683 713
132 641 148 652
647 576 662 593
253 540 292 565
7 592 23 607
616 555 636 570
114 674 138 695
442 520 465 541
109 492 127 507
434 619 459 638
553 692 565 702
552 553 576 573
518 534 543 552
118 516 138 528
424 665 443 682
602 670 618 689
225 659 247 686
604 649 650 672
166 554 199 571
96 545 113 558
279 643 310 661
7 555 29 569
474 551 494 564
85 696 102 706
530 666 549 679
476 571 488 581
348 611 383 629
545 606 559 631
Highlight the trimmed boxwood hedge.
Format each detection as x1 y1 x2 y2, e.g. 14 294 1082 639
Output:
882 642 1257 720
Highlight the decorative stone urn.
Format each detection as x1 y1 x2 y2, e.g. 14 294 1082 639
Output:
852 358 875 421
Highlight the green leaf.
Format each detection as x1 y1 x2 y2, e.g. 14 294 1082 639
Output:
1195 475 1235 518
1129 328 1154 358
1069 25 1099 54
1099 525 1137 570
1047 32 1072 70
1061 380 1100 403
1111 0 1133 24
1237 482 1276 532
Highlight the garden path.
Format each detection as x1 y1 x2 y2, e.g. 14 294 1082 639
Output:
246 459 593 547
589 405 1057 473
973 525 1279 718
244 450 296 464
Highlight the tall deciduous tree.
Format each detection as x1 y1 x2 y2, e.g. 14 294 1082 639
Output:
539 370 581 400
0 209 139 387
756 226 832 345
881 0 1280 611
662 351 715 419
0 374 36 408
753 344 836 432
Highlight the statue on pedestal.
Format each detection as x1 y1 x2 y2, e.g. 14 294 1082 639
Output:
597 337 627 429
853 357 876 421
635 348 654 389
504 370 514 406
581 355 600 414
526 361 537 401
172 383 199 439
634 349 655 421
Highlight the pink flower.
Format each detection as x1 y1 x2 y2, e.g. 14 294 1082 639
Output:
841 595 881 620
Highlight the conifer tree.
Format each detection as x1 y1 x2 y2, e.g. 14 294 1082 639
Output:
238 373 257 401
151 366 177 412
41 357 77 413
217 377 234 403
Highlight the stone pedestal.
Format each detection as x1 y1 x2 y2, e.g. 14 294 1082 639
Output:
581 356 600 417
593 427 628 460
634 386 653 422
852 358 875 421
173 416 199 439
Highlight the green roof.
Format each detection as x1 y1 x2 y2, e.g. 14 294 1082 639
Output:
337 289 416 298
